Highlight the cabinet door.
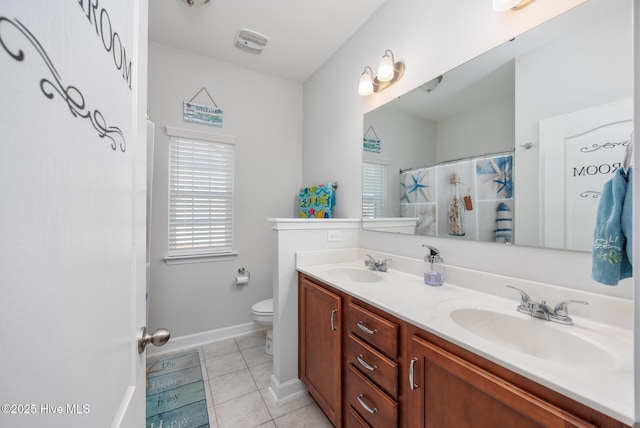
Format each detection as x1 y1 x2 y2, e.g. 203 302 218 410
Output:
299 277 342 427
407 336 596 428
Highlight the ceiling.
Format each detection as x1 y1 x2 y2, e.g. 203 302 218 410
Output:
148 0 388 83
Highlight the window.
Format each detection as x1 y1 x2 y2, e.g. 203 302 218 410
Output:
362 161 387 218
166 127 236 262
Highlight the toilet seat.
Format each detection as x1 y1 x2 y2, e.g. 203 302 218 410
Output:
251 298 273 315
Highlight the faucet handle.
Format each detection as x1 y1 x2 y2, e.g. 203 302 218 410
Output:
506 285 532 305
379 259 391 272
553 300 588 319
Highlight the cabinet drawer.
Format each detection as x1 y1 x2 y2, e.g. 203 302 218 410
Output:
348 302 398 359
346 365 397 428
347 406 372 428
347 334 398 398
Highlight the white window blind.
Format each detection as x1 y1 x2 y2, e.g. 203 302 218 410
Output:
168 137 234 257
362 161 387 218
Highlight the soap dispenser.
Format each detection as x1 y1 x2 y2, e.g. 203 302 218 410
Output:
422 244 444 286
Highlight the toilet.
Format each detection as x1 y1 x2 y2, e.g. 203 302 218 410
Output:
250 298 273 355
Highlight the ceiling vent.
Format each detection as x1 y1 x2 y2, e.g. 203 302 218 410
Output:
235 28 268 54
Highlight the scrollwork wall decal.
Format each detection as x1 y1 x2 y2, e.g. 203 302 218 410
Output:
0 16 126 152
580 191 601 198
580 140 629 153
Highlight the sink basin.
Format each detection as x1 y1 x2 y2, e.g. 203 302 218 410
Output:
448 307 617 369
325 267 384 283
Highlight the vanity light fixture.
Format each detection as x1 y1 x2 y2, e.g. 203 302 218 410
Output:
493 0 535 11
182 0 210 7
358 49 405 96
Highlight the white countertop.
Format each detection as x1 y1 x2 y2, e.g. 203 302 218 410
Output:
296 248 634 425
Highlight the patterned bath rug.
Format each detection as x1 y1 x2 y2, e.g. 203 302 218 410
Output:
146 349 210 428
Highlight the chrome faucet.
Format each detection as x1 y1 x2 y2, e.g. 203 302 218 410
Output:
365 254 391 272
506 286 588 325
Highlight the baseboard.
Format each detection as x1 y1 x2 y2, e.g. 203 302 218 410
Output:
268 375 307 403
146 322 262 356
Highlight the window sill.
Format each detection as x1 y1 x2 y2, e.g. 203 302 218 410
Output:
164 252 238 265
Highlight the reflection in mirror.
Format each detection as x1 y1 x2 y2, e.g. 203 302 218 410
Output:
362 0 632 251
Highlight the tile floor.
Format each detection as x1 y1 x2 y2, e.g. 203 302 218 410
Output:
165 329 333 428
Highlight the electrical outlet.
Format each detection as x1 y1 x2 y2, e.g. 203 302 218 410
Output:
327 230 342 242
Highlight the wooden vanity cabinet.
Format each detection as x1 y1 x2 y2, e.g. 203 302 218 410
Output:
298 273 629 428
299 273 404 428
407 335 595 428
406 325 629 428
299 274 343 427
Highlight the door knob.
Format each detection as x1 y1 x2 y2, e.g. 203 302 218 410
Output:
138 327 170 354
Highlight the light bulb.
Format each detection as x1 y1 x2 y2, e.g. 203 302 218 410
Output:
377 51 395 82
359 67 374 96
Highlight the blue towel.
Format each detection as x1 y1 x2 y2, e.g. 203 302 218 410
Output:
299 182 336 218
592 167 632 285
622 168 633 262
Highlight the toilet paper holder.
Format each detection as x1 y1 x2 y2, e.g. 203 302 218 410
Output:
236 267 251 285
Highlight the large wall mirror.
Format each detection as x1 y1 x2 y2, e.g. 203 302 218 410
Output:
362 0 632 252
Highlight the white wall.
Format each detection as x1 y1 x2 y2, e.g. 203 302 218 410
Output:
269 219 361 400
303 0 633 299
435 95 514 163
148 42 303 336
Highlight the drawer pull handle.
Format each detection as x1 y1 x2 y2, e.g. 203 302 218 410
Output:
409 357 419 390
357 321 377 335
330 309 338 331
356 354 378 372
356 394 378 414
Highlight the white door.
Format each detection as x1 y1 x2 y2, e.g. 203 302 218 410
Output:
0 1 149 427
540 99 633 251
